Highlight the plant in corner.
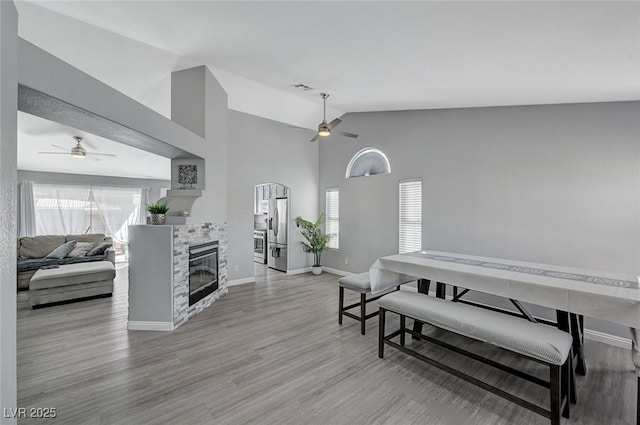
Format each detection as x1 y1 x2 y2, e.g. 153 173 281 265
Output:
295 214 331 275
147 202 170 225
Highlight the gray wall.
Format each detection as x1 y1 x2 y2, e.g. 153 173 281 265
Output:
172 66 228 226
0 2 18 422
17 170 170 203
319 101 640 338
227 110 318 281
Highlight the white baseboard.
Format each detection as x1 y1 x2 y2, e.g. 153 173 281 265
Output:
128 321 174 331
584 329 631 350
322 267 353 277
287 267 311 275
228 277 256 286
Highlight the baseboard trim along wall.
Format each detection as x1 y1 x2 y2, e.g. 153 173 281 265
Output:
128 321 175 331
584 329 632 350
322 267 353 277
228 277 256 286
287 267 311 275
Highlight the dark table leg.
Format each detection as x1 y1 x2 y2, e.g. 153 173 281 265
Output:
436 282 446 299
569 313 587 376
412 279 430 339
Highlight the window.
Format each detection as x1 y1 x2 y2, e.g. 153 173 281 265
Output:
345 147 391 178
325 187 340 249
32 183 143 243
399 179 422 253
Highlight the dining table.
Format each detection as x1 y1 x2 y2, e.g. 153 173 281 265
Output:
369 250 640 424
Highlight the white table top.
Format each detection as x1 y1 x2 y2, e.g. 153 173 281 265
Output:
369 250 640 328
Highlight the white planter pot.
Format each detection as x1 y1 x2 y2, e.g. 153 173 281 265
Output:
311 266 323 275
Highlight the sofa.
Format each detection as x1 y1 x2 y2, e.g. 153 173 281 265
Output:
17 234 115 290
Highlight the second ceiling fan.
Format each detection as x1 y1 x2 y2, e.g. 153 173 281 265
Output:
308 93 358 143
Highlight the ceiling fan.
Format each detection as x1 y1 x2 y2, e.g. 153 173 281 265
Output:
308 93 358 143
38 136 117 161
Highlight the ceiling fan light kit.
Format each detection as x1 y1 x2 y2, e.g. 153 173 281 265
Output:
308 93 359 143
318 122 331 137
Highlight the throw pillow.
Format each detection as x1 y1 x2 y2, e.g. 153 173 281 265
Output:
67 242 96 258
87 242 112 257
45 241 77 259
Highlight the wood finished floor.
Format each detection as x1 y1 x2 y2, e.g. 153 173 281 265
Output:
17 263 636 425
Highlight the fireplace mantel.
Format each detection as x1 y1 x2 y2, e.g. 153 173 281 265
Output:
127 223 228 331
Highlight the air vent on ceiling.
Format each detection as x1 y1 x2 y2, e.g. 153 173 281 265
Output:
292 83 314 91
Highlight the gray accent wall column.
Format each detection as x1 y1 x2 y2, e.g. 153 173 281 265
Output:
0 1 18 423
171 66 228 225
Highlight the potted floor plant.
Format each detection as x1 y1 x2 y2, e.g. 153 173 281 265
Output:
295 214 331 275
147 202 170 225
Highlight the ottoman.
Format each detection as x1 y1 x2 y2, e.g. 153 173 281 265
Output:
30 261 116 308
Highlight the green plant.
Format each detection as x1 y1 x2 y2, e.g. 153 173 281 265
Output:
147 202 170 214
295 214 331 267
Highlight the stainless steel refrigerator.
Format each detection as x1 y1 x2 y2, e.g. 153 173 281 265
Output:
267 197 288 272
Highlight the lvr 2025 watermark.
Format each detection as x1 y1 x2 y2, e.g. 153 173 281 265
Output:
3 407 57 418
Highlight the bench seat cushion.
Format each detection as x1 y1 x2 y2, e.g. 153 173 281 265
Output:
338 273 371 293
379 291 572 365
30 261 116 290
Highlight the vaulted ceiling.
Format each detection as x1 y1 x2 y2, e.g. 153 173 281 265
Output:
14 1 640 178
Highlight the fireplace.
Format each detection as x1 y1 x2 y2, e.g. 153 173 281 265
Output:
188 241 219 306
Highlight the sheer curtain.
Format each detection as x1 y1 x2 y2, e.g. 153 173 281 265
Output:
33 184 91 235
91 186 143 244
17 181 37 237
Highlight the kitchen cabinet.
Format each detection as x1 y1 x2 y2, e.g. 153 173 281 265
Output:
255 183 288 214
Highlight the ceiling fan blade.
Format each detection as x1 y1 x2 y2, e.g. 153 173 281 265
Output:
337 131 359 139
327 118 342 130
309 134 319 143
38 152 71 155
51 144 71 152
81 138 96 149
86 152 117 157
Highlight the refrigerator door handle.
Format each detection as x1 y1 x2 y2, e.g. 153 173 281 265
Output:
268 217 273 230
274 208 279 237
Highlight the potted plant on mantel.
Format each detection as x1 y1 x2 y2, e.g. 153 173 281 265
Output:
295 214 331 275
147 202 170 225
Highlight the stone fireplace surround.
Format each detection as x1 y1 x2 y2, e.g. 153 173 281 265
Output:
173 223 228 328
127 222 228 331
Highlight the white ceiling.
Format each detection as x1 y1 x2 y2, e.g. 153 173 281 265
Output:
24 0 640 114
13 1 640 179
18 112 171 180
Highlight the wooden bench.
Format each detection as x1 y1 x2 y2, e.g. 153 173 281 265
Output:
378 291 573 425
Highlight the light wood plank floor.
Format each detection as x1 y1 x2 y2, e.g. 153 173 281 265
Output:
17 263 636 424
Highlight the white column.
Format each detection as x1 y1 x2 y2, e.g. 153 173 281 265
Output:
0 1 18 424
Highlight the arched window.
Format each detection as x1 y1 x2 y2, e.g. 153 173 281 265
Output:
345 147 391 178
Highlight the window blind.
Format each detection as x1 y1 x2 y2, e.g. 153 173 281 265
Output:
399 179 422 254
325 187 340 249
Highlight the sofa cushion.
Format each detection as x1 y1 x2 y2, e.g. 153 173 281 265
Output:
46 241 77 259
17 258 61 273
30 261 116 290
19 235 65 259
59 254 109 266
67 242 97 258
87 242 112 257
17 254 109 273
66 234 106 244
